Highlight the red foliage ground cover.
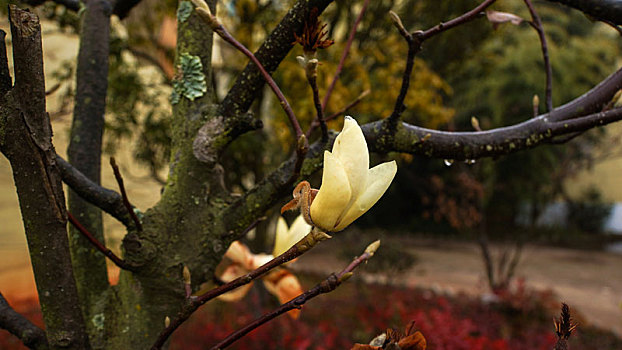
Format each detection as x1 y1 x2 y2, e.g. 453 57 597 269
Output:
2 279 620 349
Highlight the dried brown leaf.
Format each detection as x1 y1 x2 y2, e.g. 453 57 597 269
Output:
486 10 525 30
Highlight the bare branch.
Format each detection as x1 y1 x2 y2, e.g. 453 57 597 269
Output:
305 60 328 142
67 212 134 270
1 6 90 348
544 0 622 25
307 89 370 137
109 157 143 231
193 2 309 177
387 12 420 126
209 241 378 350
150 229 331 350
524 0 553 111
0 292 48 350
420 0 497 41
218 0 332 122
363 107 622 160
67 0 115 311
322 0 370 110
56 155 136 229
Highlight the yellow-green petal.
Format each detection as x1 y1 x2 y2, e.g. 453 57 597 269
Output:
331 116 369 201
310 151 352 231
272 215 311 257
334 160 397 231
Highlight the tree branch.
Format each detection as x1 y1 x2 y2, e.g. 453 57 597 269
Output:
524 0 553 112
1 6 90 349
67 0 114 315
217 0 333 122
210 241 378 350
67 212 133 270
109 157 143 231
387 12 420 126
321 0 370 110
544 0 622 25
363 107 622 160
0 292 48 350
223 133 334 236
195 5 304 140
150 229 331 350
56 155 136 229
225 64 622 240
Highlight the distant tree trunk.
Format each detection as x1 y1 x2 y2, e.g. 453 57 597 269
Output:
66 1 112 345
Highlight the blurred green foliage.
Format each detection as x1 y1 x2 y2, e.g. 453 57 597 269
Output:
31 0 622 235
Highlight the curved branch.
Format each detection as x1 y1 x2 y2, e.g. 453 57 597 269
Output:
363 107 622 160
56 155 136 229
218 0 333 121
544 0 622 25
0 292 48 350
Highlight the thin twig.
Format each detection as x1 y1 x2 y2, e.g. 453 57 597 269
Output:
524 0 553 112
306 90 370 138
385 0 496 125
109 157 143 231
388 12 420 126
193 3 309 181
210 241 378 350
306 61 328 142
150 229 330 350
195 6 303 141
56 155 135 228
67 212 133 270
321 0 370 111
420 0 497 41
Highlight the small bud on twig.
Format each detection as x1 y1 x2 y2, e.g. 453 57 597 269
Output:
339 272 354 282
183 265 192 298
471 116 482 131
183 265 191 285
294 227 332 253
389 11 410 39
365 240 381 256
532 94 540 117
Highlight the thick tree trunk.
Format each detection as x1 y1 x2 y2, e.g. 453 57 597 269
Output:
0 6 90 349
66 1 113 347
101 1 231 348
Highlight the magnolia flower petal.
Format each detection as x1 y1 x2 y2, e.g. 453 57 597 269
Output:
217 264 254 302
273 217 290 257
250 253 275 270
310 151 352 231
224 241 254 270
273 215 311 257
334 160 397 231
263 270 303 319
331 116 369 200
